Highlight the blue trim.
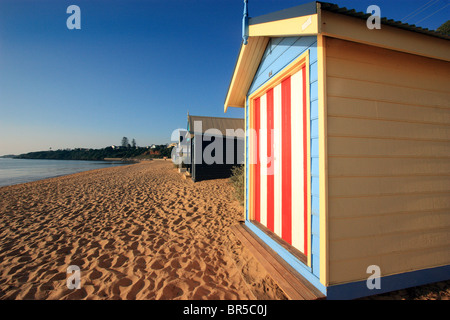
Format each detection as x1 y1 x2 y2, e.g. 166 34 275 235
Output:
326 265 450 300
245 220 327 295
248 37 317 95
245 96 249 221
308 46 320 277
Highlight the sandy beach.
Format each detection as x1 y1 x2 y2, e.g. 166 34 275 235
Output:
1 160 448 300
0 160 285 300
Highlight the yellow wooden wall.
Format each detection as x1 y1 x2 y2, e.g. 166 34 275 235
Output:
325 37 450 285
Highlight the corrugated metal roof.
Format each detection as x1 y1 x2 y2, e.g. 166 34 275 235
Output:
187 115 245 138
248 1 449 40
319 2 450 40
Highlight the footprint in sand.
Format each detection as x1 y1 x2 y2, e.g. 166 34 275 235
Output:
156 282 185 300
192 286 211 299
64 287 88 300
172 218 183 226
49 272 66 281
111 277 135 297
149 259 165 270
131 228 143 236
129 241 143 252
89 268 103 281
99 239 115 250
6 263 25 276
98 254 113 269
112 255 128 268
134 257 147 270
125 278 146 300
170 258 182 269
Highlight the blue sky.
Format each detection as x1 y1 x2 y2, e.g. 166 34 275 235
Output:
0 0 448 155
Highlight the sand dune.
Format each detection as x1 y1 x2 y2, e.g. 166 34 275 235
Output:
0 161 286 300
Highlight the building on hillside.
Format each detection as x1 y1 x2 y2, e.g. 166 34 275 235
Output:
167 143 177 148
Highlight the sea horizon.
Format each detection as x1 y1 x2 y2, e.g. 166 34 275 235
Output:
0 158 130 187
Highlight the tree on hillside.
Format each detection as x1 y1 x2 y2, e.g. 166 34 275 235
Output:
132 138 136 148
121 137 129 148
437 20 450 35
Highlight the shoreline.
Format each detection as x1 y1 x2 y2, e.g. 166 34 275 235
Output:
0 158 138 189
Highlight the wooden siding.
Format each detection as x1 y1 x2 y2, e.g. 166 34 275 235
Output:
326 38 450 285
320 10 450 62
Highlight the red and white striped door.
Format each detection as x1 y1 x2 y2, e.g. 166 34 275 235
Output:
250 65 308 255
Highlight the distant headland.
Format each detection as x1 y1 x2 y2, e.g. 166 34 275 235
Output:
6 144 174 161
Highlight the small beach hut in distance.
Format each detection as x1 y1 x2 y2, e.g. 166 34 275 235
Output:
185 115 245 182
174 129 188 171
225 1 450 299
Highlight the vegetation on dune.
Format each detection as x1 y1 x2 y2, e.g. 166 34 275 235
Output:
437 20 450 35
229 165 245 206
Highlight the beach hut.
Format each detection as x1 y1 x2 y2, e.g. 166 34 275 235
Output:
225 1 450 299
173 129 188 172
185 115 245 182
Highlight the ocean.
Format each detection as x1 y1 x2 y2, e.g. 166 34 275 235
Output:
0 158 130 187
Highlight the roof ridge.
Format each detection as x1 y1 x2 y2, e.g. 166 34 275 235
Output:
188 115 244 120
319 1 450 40
248 1 449 40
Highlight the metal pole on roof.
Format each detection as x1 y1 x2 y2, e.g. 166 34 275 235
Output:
242 0 249 45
